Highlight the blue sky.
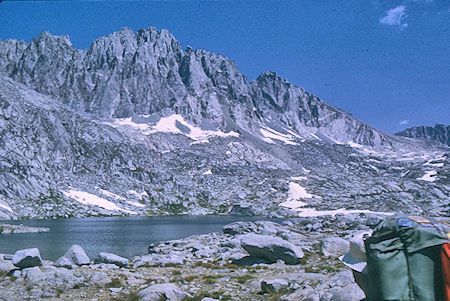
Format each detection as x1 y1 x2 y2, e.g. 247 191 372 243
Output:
0 0 448 134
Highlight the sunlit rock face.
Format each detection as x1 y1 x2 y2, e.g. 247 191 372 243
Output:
0 28 448 219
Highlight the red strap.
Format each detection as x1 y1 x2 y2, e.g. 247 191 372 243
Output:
442 243 450 301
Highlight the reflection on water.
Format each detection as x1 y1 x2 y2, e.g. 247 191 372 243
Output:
0 216 278 261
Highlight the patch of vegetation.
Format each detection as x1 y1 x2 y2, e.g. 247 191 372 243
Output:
234 274 255 284
73 283 85 289
112 291 139 301
183 290 232 301
171 269 182 276
181 275 196 282
202 274 222 284
106 277 123 288
267 287 295 300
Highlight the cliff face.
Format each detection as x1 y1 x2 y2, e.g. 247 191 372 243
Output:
0 28 448 220
396 124 450 146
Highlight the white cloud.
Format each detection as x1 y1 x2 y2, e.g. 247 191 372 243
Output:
399 120 409 125
380 5 408 29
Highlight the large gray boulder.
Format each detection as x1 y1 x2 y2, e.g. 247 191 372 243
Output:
90 271 111 286
94 252 129 268
12 248 42 269
137 283 191 301
321 237 350 257
223 221 257 235
0 261 15 275
54 256 73 269
240 233 304 265
62 245 90 266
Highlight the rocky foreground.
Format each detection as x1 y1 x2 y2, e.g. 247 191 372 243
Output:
0 214 382 301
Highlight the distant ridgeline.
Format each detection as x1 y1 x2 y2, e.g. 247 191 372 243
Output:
396 124 450 147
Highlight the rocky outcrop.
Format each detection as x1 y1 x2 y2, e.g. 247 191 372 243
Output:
94 252 129 268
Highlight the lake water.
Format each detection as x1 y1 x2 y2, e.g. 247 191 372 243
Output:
0 216 277 261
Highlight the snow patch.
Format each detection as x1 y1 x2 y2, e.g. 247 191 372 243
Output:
104 114 239 142
0 201 13 212
126 200 145 208
127 190 148 198
260 126 298 145
291 176 307 181
296 208 394 217
310 133 322 141
348 141 363 148
417 170 437 182
99 189 125 201
63 189 136 214
280 200 307 209
288 182 313 199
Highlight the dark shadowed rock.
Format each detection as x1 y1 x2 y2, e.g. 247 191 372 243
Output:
12 248 42 269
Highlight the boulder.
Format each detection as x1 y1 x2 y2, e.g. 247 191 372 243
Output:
228 203 255 216
12 248 42 269
63 245 90 266
223 222 257 235
321 237 350 257
94 252 129 268
261 278 290 293
54 256 73 269
240 233 304 264
137 283 191 301
0 261 15 274
328 283 365 301
90 271 111 286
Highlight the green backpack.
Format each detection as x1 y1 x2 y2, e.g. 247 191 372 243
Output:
365 215 450 301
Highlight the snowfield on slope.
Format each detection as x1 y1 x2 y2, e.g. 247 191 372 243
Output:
103 114 239 142
62 189 136 214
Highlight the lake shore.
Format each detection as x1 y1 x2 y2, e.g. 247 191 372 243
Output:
0 213 381 300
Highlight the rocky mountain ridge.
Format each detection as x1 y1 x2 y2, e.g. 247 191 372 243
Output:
0 27 448 219
396 124 450 146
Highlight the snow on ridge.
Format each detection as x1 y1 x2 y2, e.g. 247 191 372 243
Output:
291 176 307 181
63 189 136 214
260 126 298 145
348 141 363 148
417 170 437 182
104 114 239 142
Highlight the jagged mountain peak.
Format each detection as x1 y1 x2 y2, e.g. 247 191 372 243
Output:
33 31 73 48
